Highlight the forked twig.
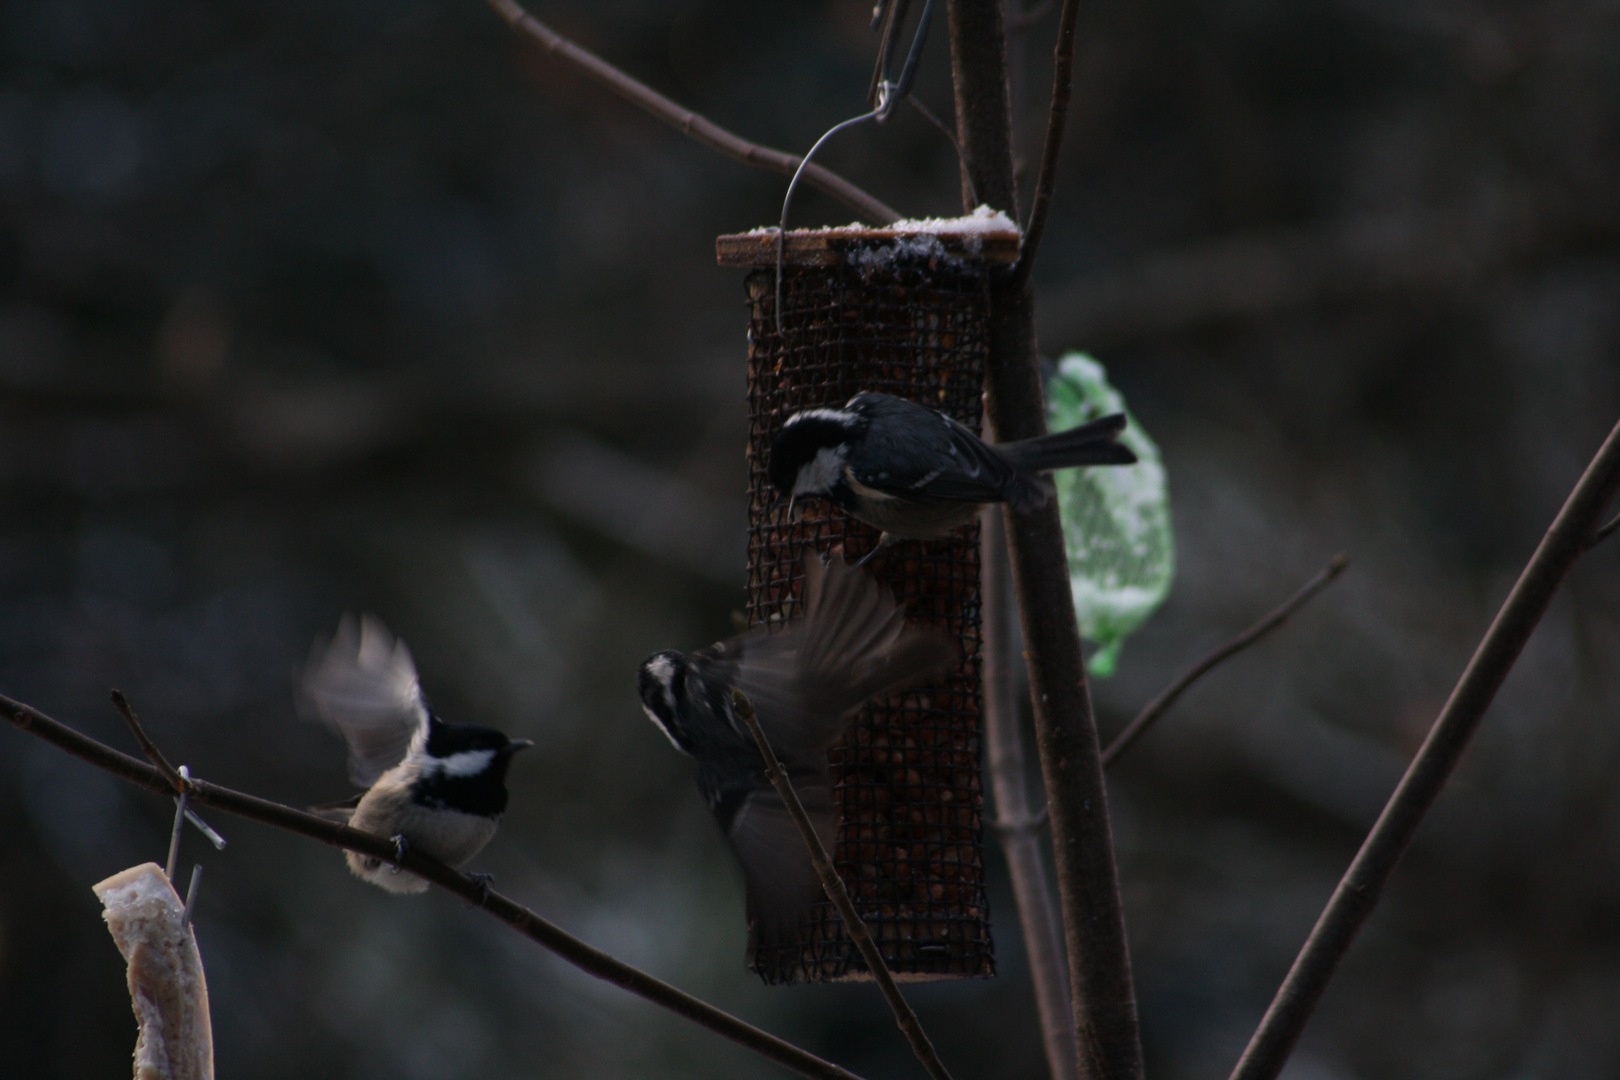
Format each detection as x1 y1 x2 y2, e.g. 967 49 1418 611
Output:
1230 415 1620 1080
111 689 185 792
731 690 955 1080
0 693 864 1080
1101 555 1349 768
485 0 899 225
947 0 1143 1072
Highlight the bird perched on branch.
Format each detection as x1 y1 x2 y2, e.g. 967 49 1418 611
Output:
769 391 1137 550
638 550 956 962
302 616 531 894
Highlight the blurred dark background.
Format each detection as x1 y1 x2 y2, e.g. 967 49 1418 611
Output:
2 0 1618 1077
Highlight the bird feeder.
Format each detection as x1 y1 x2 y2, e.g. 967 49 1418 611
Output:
717 216 1020 983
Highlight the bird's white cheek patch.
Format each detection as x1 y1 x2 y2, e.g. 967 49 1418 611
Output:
794 447 847 496
438 749 497 777
642 705 686 751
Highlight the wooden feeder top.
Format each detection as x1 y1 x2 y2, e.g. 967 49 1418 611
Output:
717 208 1022 268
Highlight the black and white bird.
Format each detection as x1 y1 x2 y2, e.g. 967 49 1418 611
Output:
302 615 531 894
638 551 956 960
769 391 1137 548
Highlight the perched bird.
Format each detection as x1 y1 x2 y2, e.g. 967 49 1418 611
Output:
302 615 531 894
770 390 1138 548
638 550 957 961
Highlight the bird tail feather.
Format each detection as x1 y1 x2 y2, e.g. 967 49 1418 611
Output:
999 412 1137 475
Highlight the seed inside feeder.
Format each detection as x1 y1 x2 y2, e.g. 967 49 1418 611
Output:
719 213 1018 983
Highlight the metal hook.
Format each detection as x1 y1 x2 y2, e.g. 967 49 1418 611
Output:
166 768 188 881
166 765 227 881
182 864 203 926
773 0 940 336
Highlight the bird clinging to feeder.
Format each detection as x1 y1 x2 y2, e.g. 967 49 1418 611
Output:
770 390 1137 552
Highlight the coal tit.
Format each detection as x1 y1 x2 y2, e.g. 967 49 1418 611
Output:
638 550 957 961
770 391 1138 546
302 615 531 894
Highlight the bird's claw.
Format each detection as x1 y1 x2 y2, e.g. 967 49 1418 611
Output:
465 872 495 908
854 537 891 569
389 834 409 873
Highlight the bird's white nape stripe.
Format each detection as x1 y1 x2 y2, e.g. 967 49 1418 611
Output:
786 407 859 430
436 749 497 778
793 445 848 496
643 654 677 685
642 705 686 751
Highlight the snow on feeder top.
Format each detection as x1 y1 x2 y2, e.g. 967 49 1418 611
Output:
716 208 1019 983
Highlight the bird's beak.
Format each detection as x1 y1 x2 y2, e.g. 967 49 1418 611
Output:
503 739 535 755
786 493 797 521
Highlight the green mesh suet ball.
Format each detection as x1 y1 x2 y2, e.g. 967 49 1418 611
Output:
1047 353 1174 677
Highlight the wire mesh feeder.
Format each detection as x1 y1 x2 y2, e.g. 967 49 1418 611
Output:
717 222 1020 983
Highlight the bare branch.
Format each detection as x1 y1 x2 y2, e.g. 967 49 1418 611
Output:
731 690 955 1080
1230 413 1620 1080
1 692 866 1080
1012 0 1081 282
1101 555 1349 768
110 689 185 792
982 508 1079 1080
485 0 900 226
948 1 1143 1075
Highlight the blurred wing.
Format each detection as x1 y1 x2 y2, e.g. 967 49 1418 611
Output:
728 781 834 963
722 552 958 763
301 614 429 787
307 794 361 824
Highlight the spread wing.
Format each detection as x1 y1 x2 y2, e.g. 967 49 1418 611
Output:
715 551 958 765
848 393 1029 505
300 614 429 787
727 781 835 963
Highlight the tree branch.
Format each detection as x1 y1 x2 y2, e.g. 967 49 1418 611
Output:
1 692 866 1080
1229 413 1620 1080
731 691 955 1080
110 689 185 792
982 507 1079 1080
485 0 900 225
1101 555 1348 768
948 1 1143 1077
1012 0 1081 283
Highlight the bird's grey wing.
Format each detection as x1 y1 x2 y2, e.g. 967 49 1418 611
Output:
300 614 429 787
723 552 958 763
727 780 834 965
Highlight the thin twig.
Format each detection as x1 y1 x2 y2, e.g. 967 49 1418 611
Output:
111 689 185 791
485 0 900 225
1588 508 1620 550
1101 555 1349 768
981 508 1080 1080
1229 414 1620 1080
0 693 865 1080
1012 0 1082 283
906 95 978 208
731 690 955 1080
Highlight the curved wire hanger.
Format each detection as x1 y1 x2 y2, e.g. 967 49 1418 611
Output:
773 0 941 334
